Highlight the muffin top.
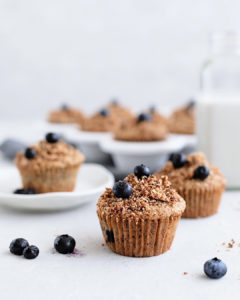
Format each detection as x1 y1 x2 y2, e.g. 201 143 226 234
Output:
97 171 186 220
155 152 226 190
15 135 85 172
81 109 120 132
107 102 134 128
169 101 195 134
114 113 168 142
48 105 85 125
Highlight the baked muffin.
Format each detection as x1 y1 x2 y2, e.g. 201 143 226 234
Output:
155 152 226 218
15 133 85 193
169 101 195 134
48 104 85 125
81 108 120 132
97 164 186 257
114 112 168 142
107 100 134 128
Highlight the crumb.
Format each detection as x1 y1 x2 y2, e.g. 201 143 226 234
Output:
102 243 105 247
222 242 226 246
226 249 230 252
228 239 235 248
183 272 188 275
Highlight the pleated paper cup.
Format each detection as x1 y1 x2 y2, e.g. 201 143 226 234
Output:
97 212 181 257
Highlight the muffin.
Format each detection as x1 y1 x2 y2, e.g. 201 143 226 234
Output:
107 100 134 128
97 164 186 257
114 113 168 142
81 108 120 132
48 104 85 125
155 152 226 218
169 101 195 134
15 133 85 193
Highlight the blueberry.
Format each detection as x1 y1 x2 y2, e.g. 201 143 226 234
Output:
54 234 76 254
113 181 132 199
111 98 119 106
14 188 36 195
134 164 151 179
204 257 227 279
106 230 115 243
24 147 36 159
61 104 69 110
137 113 152 123
193 166 210 180
23 245 39 259
46 132 59 143
170 153 187 168
99 108 109 117
9 238 29 255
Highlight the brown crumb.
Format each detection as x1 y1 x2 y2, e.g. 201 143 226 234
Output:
222 242 226 246
226 249 230 252
183 272 188 275
228 239 235 248
101 243 105 247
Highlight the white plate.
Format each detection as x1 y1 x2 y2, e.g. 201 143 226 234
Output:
100 134 196 173
0 163 114 211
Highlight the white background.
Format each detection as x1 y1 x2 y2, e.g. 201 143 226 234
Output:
0 0 240 119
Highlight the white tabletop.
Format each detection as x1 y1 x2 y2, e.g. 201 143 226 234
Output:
0 189 239 300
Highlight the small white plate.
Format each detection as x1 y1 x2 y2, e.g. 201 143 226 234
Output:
0 164 114 211
100 134 196 173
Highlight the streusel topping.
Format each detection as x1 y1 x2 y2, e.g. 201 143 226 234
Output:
15 140 84 172
97 174 185 219
155 152 226 189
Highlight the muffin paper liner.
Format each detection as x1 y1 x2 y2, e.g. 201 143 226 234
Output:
98 212 181 257
19 164 82 193
177 184 225 218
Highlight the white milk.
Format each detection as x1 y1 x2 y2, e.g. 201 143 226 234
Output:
197 93 240 188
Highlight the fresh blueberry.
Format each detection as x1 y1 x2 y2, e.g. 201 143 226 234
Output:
134 164 151 179
204 257 227 279
23 245 39 259
61 104 69 110
9 238 29 255
14 188 36 195
169 153 175 162
193 166 210 180
99 108 109 117
24 147 36 159
46 132 59 143
137 113 152 123
54 234 76 254
113 181 132 199
111 98 119 106
170 153 187 168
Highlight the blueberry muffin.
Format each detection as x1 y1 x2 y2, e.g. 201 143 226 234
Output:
97 164 186 257
48 104 85 125
15 133 85 193
114 113 168 142
169 101 195 134
155 152 226 218
81 108 120 132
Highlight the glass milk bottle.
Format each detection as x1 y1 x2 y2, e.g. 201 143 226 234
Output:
197 32 240 188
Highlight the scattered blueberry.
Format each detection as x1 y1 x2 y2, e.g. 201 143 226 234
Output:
10 238 29 256
99 108 109 117
14 188 36 195
54 234 76 254
134 164 151 179
204 257 227 279
23 245 39 259
137 113 152 123
24 147 36 159
106 230 115 243
46 132 59 143
113 181 132 199
169 153 175 162
193 166 210 180
170 153 187 168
